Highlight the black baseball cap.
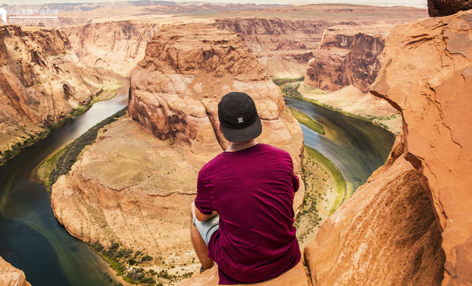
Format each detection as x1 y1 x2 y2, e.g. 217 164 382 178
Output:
218 92 262 142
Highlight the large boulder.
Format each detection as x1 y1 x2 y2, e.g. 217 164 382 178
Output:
371 10 472 285
0 256 31 286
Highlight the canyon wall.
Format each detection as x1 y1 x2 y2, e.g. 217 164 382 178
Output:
304 10 472 286
51 23 304 281
304 25 390 93
214 18 335 79
61 21 161 76
0 257 31 286
371 11 472 285
304 134 445 285
428 0 472 17
0 25 118 162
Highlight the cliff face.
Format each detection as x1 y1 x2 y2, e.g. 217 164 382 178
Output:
0 25 118 162
371 11 472 285
304 25 391 93
214 18 334 79
0 257 31 286
61 21 161 76
52 23 304 281
304 134 445 285
428 0 472 17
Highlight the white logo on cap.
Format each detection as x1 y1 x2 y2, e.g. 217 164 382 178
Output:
238 117 244 123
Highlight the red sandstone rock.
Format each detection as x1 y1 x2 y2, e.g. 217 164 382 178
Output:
428 0 472 17
304 25 392 93
61 21 161 76
371 11 472 285
0 256 31 286
304 134 445 285
129 23 304 182
176 261 308 286
214 18 334 79
0 25 118 161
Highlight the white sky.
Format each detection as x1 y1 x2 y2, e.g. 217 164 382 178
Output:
1 0 427 8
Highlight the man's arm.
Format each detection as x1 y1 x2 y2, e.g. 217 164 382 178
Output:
192 201 218 221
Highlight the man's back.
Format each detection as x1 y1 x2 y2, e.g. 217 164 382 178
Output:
195 143 301 284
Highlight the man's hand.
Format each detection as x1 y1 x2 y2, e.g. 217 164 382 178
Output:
191 201 218 222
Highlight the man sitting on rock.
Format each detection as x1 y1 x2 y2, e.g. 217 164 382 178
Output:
190 92 301 284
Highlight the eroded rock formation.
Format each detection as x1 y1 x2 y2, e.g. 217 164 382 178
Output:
51 23 304 281
61 21 161 76
371 11 472 285
129 23 304 173
304 134 445 285
304 25 391 93
0 25 119 161
214 18 334 79
428 0 472 17
0 256 31 286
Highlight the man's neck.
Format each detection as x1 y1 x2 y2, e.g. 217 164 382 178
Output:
226 140 258 152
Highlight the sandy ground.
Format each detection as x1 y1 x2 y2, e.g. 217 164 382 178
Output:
296 148 341 250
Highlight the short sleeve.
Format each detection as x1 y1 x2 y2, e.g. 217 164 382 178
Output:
195 176 214 215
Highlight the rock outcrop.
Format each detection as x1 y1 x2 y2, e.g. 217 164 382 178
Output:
177 261 308 286
214 18 334 79
371 11 472 285
0 256 31 286
61 21 161 76
129 23 304 175
304 24 391 93
51 23 304 283
0 25 119 162
304 134 445 285
428 0 472 17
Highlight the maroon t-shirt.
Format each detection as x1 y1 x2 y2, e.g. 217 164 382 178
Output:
195 143 301 284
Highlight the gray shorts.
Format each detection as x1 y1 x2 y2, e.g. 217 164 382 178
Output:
193 214 220 245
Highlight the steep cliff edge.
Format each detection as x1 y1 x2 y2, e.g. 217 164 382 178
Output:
214 18 334 79
61 21 161 76
371 11 472 285
0 257 31 286
304 134 445 285
51 23 304 284
0 25 119 164
304 10 472 286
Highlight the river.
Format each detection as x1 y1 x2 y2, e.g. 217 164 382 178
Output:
284 97 395 198
0 73 129 286
0 78 394 285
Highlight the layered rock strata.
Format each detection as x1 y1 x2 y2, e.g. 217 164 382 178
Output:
61 21 161 76
304 134 445 285
0 257 31 286
371 11 472 285
428 0 472 17
304 24 391 93
52 23 304 281
0 25 119 161
214 18 334 79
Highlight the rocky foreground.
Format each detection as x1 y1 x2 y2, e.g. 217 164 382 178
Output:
0 25 120 164
51 23 304 284
0 257 31 286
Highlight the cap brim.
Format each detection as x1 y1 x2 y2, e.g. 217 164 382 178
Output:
220 117 262 143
